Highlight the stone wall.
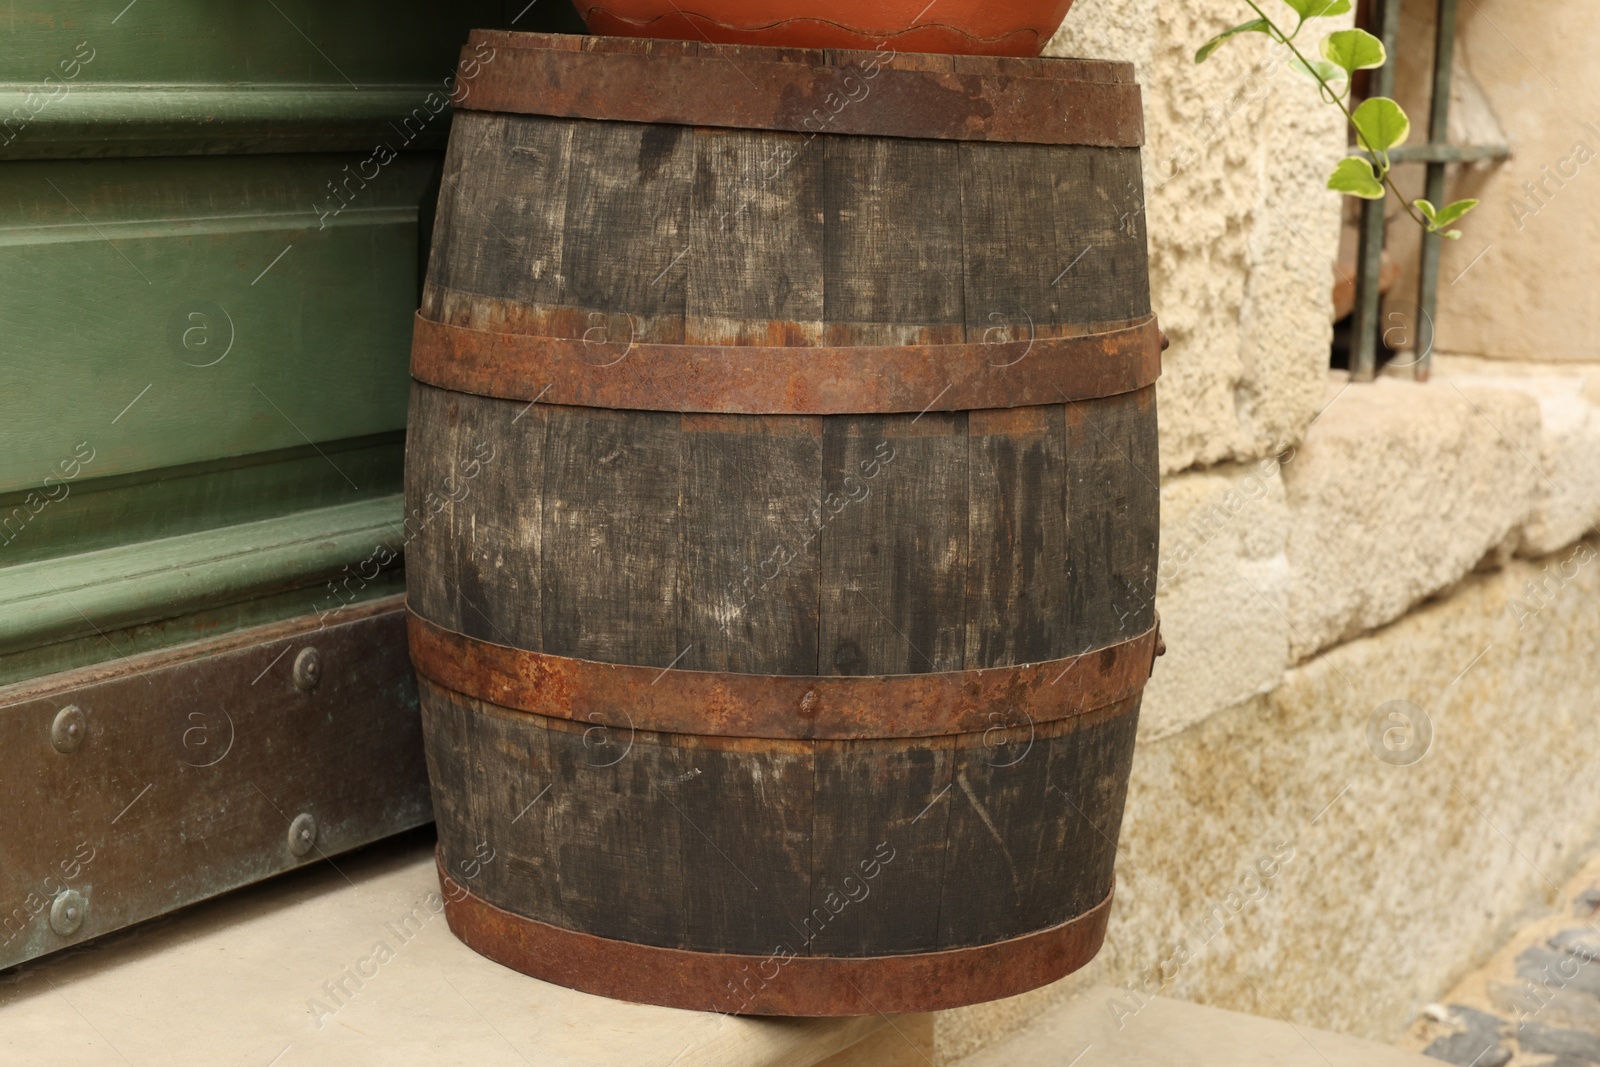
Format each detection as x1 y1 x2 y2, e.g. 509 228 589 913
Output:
1048 0 1348 474
942 537 1600 1060
938 2 1600 1060
1386 0 1600 363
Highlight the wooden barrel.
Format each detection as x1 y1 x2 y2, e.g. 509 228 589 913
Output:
406 29 1161 1016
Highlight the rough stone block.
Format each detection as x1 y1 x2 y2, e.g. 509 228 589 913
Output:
1433 357 1600 557
1283 375 1540 660
1139 457 1291 740
940 538 1600 1055
1516 1021 1600 1062
1049 0 1347 474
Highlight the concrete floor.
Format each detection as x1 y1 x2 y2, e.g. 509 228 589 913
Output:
958 987 1443 1067
0 825 1472 1066
0 832 893 1066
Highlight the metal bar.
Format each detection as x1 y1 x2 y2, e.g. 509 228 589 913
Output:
0 599 430 971
410 312 1164 416
1350 0 1403 381
408 610 1159 740
1414 0 1460 382
439 857 1115 1016
1387 142 1510 164
459 31 1146 147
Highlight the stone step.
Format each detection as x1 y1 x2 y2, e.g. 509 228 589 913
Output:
957 988 1444 1067
0 835 925 1066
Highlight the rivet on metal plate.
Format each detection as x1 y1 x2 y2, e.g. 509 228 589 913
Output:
292 647 322 692
49 889 87 937
50 705 87 754
287 813 318 857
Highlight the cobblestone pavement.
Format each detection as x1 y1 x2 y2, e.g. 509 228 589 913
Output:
1400 854 1600 1067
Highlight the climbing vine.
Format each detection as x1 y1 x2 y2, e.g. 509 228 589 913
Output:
1197 0 1478 237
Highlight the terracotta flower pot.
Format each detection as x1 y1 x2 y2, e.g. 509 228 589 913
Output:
577 0 1077 57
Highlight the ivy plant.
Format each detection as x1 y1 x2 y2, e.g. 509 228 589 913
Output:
1197 0 1478 238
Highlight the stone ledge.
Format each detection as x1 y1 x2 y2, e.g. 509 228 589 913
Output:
1139 456 1291 740
953 986 1444 1066
1283 373 1540 661
0 836 913 1067
1147 359 1600 731
1431 355 1600 558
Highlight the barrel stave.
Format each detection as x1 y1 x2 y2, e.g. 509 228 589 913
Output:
820 135 966 346
406 384 1158 673
422 678 1140 957
422 112 1150 345
542 405 682 665
678 413 825 675
1064 387 1160 651
966 405 1070 666
819 410 970 675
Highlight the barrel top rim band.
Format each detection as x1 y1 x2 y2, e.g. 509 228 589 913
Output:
407 609 1157 740
438 853 1113 1016
410 312 1162 416
456 30 1144 147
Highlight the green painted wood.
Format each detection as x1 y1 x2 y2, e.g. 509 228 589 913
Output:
0 495 404 656
0 434 401 566
0 572 405 688
0 2 584 158
0 154 434 495
0 86 461 159
0 2 498 87
0 0 560 685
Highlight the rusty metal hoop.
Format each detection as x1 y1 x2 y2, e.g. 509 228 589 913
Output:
439 857 1113 1017
407 611 1158 740
410 313 1162 416
456 30 1144 147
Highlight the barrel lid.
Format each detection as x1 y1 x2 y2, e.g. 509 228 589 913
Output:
452 29 1143 146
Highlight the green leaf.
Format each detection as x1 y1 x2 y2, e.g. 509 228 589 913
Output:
1431 198 1479 228
1284 0 1352 19
1352 96 1410 153
1328 156 1385 199
1321 28 1387 75
1415 197 1476 236
1196 18 1270 63
1289 56 1347 86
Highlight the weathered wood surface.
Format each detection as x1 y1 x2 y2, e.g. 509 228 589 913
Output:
422 112 1148 341
407 383 1158 674
423 679 1140 956
412 109 1157 674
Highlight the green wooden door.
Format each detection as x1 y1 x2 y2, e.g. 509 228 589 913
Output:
0 0 562 681
0 0 582 971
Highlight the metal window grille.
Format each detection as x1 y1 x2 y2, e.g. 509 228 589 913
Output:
1348 0 1510 381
